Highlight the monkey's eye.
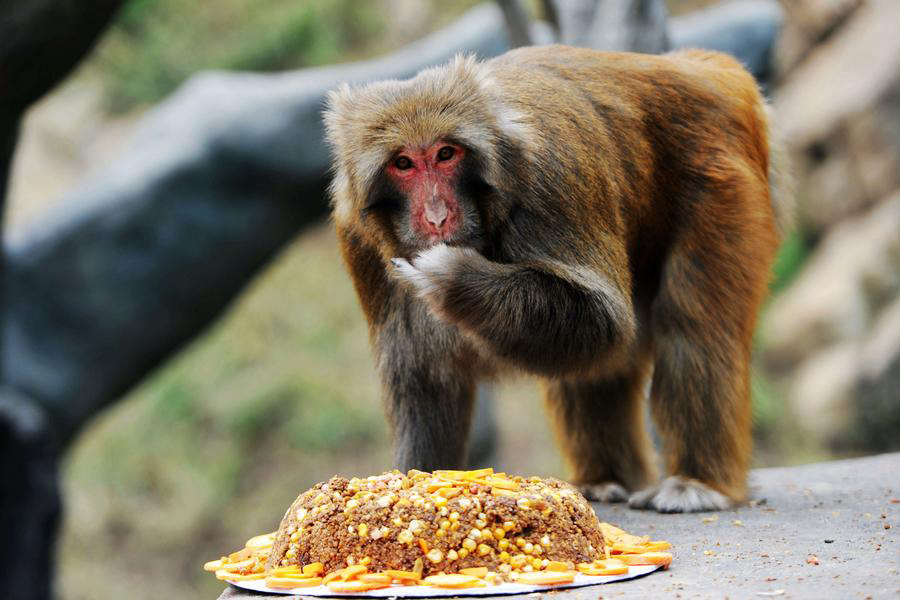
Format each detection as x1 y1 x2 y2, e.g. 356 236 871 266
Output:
394 156 413 170
436 146 455 161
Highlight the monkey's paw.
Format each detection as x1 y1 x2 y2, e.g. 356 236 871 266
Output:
628 476 733 513
579 482 629 503
391 244 477 300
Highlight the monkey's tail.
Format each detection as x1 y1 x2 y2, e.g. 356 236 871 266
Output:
764 103 795 239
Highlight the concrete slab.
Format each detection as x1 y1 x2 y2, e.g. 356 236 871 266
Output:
218 453 899 599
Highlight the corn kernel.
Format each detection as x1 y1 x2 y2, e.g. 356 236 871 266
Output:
541 535 551 547
398 530 414 544
533 544 543 555
358 524 368 538
532 558 542 569
450 522 460 531
468 529 482 541
478 543 492 556
462 538 477 552
434 497 448 507
474 519 487 529
458 548 469 559
510 554 527 568
285 548 296 558
392 517 403 527
516 538 526 548
346 499 359 509
449 512 460 522
494 528 506 540
503 521 515 531
289 532 299 543
499 564 512 575
517 497 531 510
447 549 459 561
435 529 445 538
523 542 534 554
499 551 511 563
347 525 355 534
359 556 372 566
426 549 443 563
440 520 451 530
498 539 509 551
481 528 494 541
523 565 534 572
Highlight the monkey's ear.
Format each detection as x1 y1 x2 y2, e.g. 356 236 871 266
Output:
323 83 355 149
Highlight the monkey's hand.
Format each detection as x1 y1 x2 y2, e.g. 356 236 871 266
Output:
391 244 476 308
391 243 635 377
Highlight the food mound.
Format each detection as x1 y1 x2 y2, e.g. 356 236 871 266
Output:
206 468 672 591
269 468 603 577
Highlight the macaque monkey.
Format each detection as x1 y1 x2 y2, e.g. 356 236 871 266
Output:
324 46 788 512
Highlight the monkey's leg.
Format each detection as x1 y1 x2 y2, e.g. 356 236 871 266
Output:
544 356 657 502
631 201 776 512
380 300 477 472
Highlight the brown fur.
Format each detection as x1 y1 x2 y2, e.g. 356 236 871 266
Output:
325 46 784 511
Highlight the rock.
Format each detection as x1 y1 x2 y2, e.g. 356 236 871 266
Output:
763 192 900 372
774 0 900 232
853 297 900 451
776 0 861 74
788 342 859 444
776 0 900 150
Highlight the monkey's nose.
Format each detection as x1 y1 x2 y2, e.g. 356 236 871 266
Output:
424 198 448 228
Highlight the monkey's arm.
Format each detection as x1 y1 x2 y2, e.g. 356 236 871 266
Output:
393 244 635 377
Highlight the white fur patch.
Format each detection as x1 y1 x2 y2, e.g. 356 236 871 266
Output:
629 476 733 513
580 482 629 503
392 244 469 298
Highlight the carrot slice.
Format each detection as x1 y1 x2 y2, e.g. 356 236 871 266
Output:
385 570 421 581
359 573 393 584
422 574 482 588
327 580 391 592
266 576 323 589
516 571 575 585
458 567 488 577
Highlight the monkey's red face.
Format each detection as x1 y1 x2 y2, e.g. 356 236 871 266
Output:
386 141 466 246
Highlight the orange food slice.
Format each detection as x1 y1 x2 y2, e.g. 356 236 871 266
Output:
341 565 368 580
303 562 325 576
544 561 569 572
516 571 575 585
204 559 224 572
266 576 323 589
458 567 488 577
216 570 266 581
327 580 391 592
385 570 421 581
616 552 672 567
358 573 393 584
422 574 483 588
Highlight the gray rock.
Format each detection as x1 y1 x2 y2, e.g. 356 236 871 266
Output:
763 192 900 372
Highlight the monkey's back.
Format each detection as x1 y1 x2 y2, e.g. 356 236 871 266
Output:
486 44 776 280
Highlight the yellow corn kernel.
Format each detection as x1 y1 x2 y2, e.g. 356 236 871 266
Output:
446 549 459 561
478 543 492 556
358 524 368 538
503 521 515 531
481 529 494 541
499 551 511 563
398 530 414 544
426 549 443 563
498 539 509 551
449 512 460 522
440 520 451 530
462 539 477 552
523 542 534 555
493 528 506 540
532 558 542 569
458 548 469 559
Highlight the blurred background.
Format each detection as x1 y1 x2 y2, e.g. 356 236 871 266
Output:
1 0 897 599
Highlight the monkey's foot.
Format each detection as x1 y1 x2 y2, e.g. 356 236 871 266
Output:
628 476 733 513
579 482 628 503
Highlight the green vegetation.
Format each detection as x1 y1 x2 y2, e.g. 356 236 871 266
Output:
94 0 481 111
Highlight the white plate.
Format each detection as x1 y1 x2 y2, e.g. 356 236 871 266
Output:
229 565 662 596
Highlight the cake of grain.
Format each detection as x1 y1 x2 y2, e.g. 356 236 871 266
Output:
267 468 605 578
